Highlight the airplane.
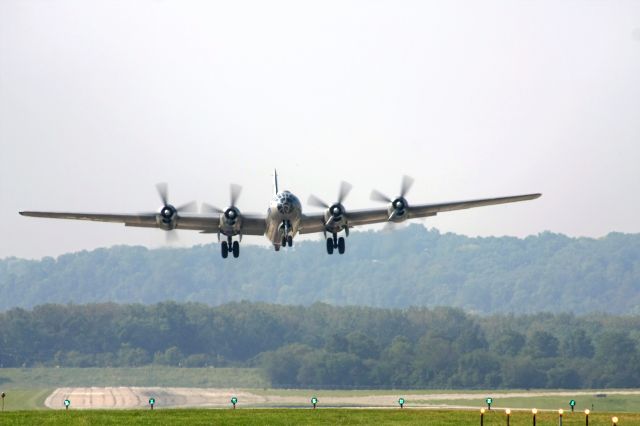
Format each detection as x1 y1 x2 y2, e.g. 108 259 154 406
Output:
20 171 541 259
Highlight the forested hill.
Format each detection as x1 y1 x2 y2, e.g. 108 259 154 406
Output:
1 225 639 314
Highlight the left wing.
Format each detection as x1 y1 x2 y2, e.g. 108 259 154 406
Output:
299 193 541 234
19 211 267 235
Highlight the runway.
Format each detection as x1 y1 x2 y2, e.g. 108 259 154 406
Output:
44 387 640 410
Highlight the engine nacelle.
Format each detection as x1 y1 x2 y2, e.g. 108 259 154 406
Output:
219 206 242 235
156 204 178 230
324 203 347 231
387 197 409 222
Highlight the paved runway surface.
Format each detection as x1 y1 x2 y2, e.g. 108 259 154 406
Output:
44 387 640 410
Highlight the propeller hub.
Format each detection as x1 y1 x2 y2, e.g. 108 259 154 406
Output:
224 207 240 225
161 205 175 219
331 204 343 217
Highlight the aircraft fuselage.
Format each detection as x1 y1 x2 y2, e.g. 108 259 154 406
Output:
266 190 302 249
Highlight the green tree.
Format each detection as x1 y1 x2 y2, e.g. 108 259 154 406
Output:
525 331 559 358
493 330 526 356
561 329 594 358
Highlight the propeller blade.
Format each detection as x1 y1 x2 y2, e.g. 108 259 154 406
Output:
176 200 198 213
382 221 396 233
165 230 179 244
156 182 169 206
400 175 414 198
370 189 391 203
338 181 353 204
308 194 329 209
202 203 224 214
230 184 242 207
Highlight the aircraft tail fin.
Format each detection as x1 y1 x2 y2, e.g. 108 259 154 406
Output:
273 169 279 195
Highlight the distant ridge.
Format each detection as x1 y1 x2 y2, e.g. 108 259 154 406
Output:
1 225 639 314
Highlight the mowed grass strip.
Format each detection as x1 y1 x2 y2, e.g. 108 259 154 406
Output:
0 367 268 388
429 394 640 413
0 389 52 410
0 409 638 425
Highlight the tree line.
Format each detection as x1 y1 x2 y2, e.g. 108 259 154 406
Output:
1 302 639 389
2 225 639 314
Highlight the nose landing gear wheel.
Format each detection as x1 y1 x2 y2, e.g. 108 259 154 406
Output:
287 235 293 247
221 241 229 258
232 241 240 258
337 237 345 254
326 238 334 255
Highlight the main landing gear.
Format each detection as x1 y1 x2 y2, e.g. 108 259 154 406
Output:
326 232 345 255
275 220 293 251
281 235 293 247
221 236 240 259
275 235 293 252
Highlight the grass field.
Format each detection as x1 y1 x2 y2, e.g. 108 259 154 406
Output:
427 394 638 413
0 389 51 410
252 388 640 412
0 367 268 388
0 408 637 425
1 367 639 415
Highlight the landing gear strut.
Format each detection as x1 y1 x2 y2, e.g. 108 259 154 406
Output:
221 236 240 259
279 221 293 249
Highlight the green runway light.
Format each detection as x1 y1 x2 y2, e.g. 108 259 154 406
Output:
311 397 318 409
231 396 238 408
64 399 70 410
398 398 405 408
149 397 155 410
570 399 576 412
485 397 493 410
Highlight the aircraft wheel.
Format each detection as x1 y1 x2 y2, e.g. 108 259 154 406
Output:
232 241 240 258
282 236 287 247
326 238 334 255
275 245 280 252
338 237 345 254
221 241 229 259
287 235 293 247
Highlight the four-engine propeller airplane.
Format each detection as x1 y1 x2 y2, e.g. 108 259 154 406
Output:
20 171 541 259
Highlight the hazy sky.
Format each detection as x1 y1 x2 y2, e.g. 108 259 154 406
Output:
1 1 639 259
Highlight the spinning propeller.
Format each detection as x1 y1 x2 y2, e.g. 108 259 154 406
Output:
370 175 414 224
202 184 243 226
308 181 352 228
154 182 197 242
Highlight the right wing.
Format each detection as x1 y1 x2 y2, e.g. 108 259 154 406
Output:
299 193 541 233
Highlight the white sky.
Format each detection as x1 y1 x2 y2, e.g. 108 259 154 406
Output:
1 0 639 259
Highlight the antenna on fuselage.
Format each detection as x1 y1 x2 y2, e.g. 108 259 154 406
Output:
273 169 279 195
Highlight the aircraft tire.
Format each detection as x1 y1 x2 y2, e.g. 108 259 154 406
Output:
338 237 345 254
221 241 229 259
287 235 293 247
326 238 334 255
232 241 240 258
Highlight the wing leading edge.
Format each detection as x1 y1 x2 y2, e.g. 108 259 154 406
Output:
299 193 541 233
18 211 267 235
